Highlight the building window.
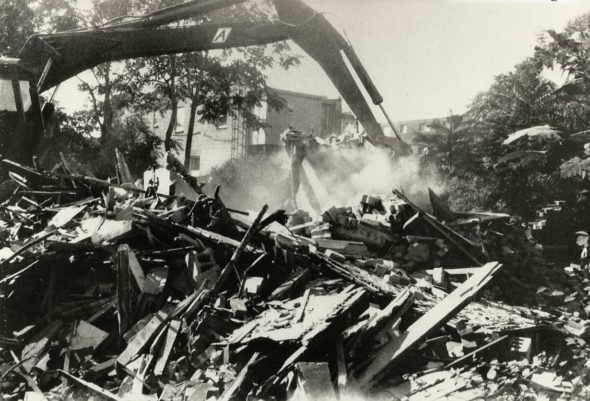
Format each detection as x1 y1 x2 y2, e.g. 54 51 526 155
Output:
251 128 266 145
321 103 334 134
287 103 294 113
189 156 200 171
401 124 408 134
419 123 430 133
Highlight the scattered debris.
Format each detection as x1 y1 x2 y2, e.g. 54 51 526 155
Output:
1 153 589 401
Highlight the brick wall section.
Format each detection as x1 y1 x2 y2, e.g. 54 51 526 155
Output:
149 88 343 176
265 88 342 144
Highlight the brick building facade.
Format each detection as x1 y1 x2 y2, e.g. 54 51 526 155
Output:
149 88 342 176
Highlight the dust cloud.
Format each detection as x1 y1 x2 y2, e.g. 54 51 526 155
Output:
206 143 446 216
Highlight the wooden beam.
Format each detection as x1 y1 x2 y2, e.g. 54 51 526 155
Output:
295 288 311 323
213 204 268 295
218 352 259 401
116 245 132 346
357 262 502 387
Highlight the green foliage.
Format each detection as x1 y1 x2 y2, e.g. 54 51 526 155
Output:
37 109 162 178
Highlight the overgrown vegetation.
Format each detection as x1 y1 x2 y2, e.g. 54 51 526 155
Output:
416 14 590 217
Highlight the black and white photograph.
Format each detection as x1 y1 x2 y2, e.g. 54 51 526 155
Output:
2 0 590 399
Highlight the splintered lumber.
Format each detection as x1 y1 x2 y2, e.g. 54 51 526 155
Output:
349 288 413 350
10 351 43 394
23 392 48 401
1 158 49 182
315 239 368 257
59 369 124 401
53 171 173 199
117 308 170 367
116 245 132 343
141 211 255 252
69 320 108 351
426 267 482 276
0 231 57 267
213 204 268 294
336 338 348 389
444 335 509 370
269 269 313 300
153 319 181 376
92 219 133 243
46 205 86 228
293 362 338 401
312 251 401 299
131 354 153 395
357 262 502 387
229 288 366 346
128 249 147 293
393 189 484 266
295 288 311 322
118 289 203 368
218 352 260 401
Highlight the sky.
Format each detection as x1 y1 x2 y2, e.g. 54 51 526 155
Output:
54 0 590 122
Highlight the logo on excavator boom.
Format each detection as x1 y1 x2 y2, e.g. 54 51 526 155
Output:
212 28 232 44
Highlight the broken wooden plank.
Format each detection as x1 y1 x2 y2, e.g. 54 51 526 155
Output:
127 249 148 293
444 335 509 370
11 351 44 394
70 320 108 351
336 338 348 390
153 319 181 376
91 219 133 244
393 189 485 266
1 230 57 267
213 204 268 294
59 369 124 401
293 362 338 401
312 250 401 300
357 262 502 387
295 288 311 323
117 245 132 345
349 288 413 352
218 352 259 401
315 239 368 257
117 308 169 367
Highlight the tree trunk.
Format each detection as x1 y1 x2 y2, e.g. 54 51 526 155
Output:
447 128 453 167
102 62 113 143
164 56 177 153
184 101 198 171
183 54 206 171
164 100 177 153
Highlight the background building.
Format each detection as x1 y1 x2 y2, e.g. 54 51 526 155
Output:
149 87 342 176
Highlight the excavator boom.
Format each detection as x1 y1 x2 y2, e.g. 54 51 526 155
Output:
1 0 394 161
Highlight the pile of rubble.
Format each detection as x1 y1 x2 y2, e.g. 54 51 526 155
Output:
2 154 590 401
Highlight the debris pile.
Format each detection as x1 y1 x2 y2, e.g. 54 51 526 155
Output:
2 154 590 401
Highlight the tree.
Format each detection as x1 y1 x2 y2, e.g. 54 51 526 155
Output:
413 112 477 175
0 0 35 57
117 0 300 169
426 11 590 216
